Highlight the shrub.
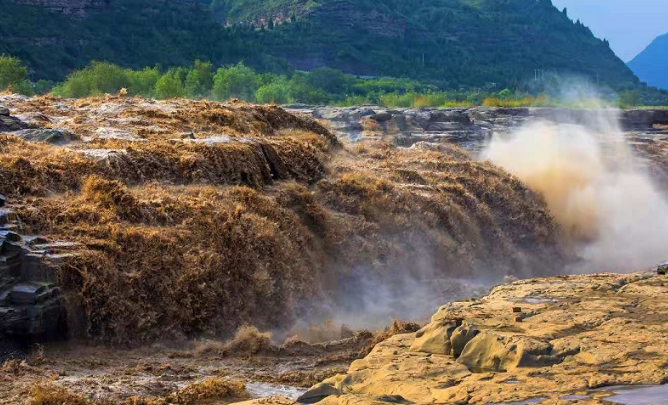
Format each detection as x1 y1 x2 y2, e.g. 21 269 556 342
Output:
255 79 291 104
212 62 259 101
128 67 161 97
52 61 131 97
154 69 186 99
0 55 28 91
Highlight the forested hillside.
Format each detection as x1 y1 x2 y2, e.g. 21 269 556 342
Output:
0 0 640 90
212 0 638 88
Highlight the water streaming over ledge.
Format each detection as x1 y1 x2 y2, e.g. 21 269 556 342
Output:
245 382 307 400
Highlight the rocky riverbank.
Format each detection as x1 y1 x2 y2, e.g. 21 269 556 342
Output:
2 96 668 404
287 105 668 150
3 271 668 404
235 271 668 405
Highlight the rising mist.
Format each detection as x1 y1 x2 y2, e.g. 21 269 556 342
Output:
484 112 668 272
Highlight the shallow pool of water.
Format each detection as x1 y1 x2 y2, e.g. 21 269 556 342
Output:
604 385 668 405
488 398 547 405
561 395 589 401
245 382 308 400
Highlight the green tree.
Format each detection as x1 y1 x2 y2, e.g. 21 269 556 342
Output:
498 88 513 99
307 67 349 94
212 62 259 101
128 67 161 96
255 79 290 104
0 55 29 91
619 90 639 108
184 60 214 97
154 69 186 99
52 61 131 97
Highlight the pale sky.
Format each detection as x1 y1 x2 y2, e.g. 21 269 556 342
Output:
551 0 668 62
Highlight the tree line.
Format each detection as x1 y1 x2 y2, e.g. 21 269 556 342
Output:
0 56 665 108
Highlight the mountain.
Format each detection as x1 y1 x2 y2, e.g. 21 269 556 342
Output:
212 0 638 88
628 32 668 90
0 0 639 89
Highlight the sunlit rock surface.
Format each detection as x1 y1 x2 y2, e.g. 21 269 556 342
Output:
248 272 668 405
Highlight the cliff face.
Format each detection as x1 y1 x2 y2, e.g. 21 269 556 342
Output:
7 0 108 17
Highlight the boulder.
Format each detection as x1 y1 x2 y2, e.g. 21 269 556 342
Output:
430 110 472 125
413 111 433 129
450 322 480 357
0 106 9 116
0 114 28 132
456 332 563 372
13 128 79 145
371 111 392 122
409 320 459 355
297 382 342 404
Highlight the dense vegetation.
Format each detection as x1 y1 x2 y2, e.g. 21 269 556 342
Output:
2 56 664 108
0 0 637 89
628 32 668 90
212 0 638 88
1 0 666 105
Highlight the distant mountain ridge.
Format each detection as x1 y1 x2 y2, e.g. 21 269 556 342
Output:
629 32 668 90
0 0 639 89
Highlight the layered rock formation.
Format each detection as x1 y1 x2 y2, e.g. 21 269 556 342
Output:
7 0 107 17
0 200 69 353
237 272 668 405
290 106 668 148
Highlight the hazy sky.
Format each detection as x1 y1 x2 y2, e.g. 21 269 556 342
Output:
551 0 668 62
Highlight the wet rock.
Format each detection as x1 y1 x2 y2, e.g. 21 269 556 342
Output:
657 262 668 276
13 128 79 145
297 382 341 404
371 111 392 122
0 208 68 340
0 106 9 116
430 110 471 125
0 113 29 132
425 122 466 132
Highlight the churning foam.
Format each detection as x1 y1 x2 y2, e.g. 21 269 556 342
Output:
484 115 668 273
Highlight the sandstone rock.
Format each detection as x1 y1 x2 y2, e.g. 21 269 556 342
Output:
457 332 562 372
449 322 479 357
297 382 342 404
409 320 459 355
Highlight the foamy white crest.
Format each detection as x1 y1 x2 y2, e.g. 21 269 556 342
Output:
484 116 668 272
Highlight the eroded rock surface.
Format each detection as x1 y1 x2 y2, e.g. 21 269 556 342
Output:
289 106 668 153
258 272 668 405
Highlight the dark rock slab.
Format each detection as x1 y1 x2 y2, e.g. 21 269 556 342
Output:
12 128 79 145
